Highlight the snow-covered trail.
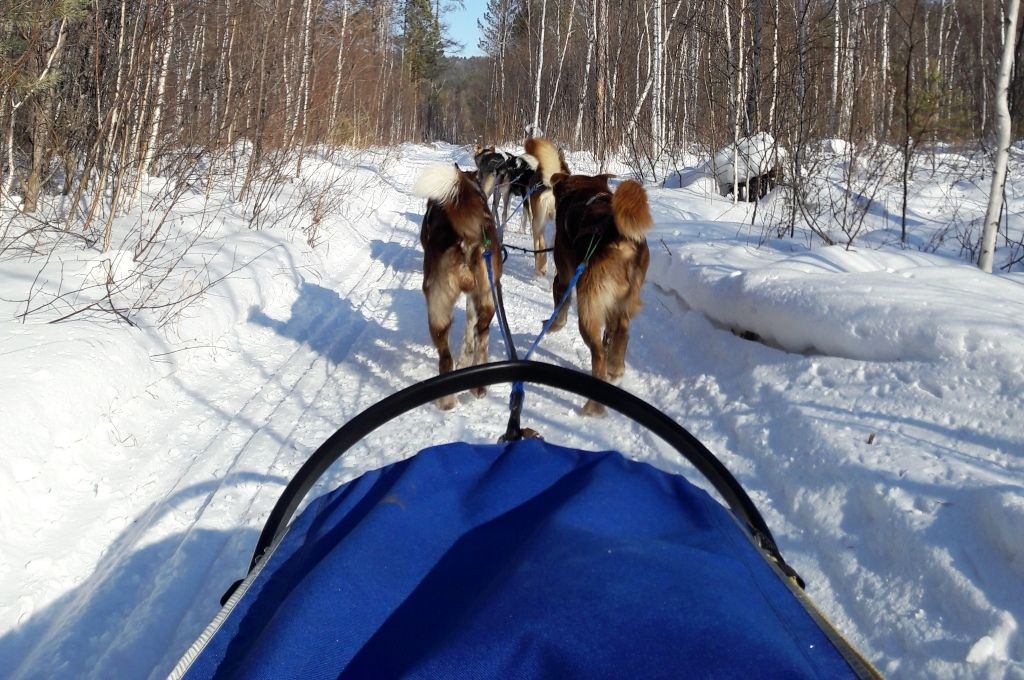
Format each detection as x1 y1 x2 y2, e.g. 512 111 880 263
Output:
2 144 1021 679
2 151 438 677
0 147 680 679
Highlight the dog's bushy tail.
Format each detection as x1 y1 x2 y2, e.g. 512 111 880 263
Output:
414 164 463 205
414 164 489 243
524 137 563 187
612 180 654 242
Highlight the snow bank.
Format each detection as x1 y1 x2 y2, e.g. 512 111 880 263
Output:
0 324 156 530
711 132 785 187
649 240 1024 364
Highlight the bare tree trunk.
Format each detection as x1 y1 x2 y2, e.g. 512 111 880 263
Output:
980 0 1021 272
574 0 595 147
136 2 175 202
594 0 607 168
624 0 684 139
652 0 664 158
3 17 69 202
295 0 315 173
329 0 351 137
881 0 890 138
769 0 779 131
981 0 988 133
747 0 764 134
532 0 548 132
293 0 314 151
831 0 840 134
544 0 577 133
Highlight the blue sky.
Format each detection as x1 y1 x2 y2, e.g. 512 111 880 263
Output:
446 2 487 57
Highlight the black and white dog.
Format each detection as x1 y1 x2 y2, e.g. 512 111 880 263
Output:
473 145 509 218
473 144 540 238
495 153 539 234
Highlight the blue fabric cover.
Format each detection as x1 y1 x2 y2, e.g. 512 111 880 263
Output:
184 439 857 679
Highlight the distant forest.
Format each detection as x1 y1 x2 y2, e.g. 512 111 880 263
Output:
1 1 1020 216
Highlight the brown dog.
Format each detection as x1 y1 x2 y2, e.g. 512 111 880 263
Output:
523 137 570 276
414 164 502 409
546 172 653 416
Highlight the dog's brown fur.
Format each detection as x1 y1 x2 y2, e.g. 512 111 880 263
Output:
523 137 570 276
415 164 502 409
545 172 653 416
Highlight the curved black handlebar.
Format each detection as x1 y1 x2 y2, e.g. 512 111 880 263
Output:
246 361 803 587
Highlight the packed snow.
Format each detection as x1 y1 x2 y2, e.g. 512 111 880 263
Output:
1 142 1022 679
709 132 785 191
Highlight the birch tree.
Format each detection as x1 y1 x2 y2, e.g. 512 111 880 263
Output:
980 0 1021 273
532 0 549 133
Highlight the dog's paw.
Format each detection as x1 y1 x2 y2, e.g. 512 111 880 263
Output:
470 386 487 399
581 399 607 417
436 395 458 411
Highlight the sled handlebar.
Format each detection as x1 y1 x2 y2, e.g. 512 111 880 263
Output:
247 360 802 587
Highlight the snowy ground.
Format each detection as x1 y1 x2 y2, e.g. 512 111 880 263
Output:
1 143 1022 679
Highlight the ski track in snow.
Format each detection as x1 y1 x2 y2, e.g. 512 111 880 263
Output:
2 145 1023 679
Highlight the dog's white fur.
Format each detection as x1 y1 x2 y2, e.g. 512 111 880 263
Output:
530 144 562 187
414 165 461 205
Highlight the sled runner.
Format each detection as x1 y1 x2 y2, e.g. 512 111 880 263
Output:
171 361 879 679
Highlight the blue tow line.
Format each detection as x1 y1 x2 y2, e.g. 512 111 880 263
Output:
481 177 601 439
484 249 590 441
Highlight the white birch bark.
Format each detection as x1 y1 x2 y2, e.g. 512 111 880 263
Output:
544 0 578 131
882 1 890 135
329 0 351 136
531 0 548 133
769 0 779 130
573 0 596 147
623 0 684 138
293 0 314 147
652 0 664 157
140 3 175 181
832 0 840 134
981 0 988 131
283 0 298 137
979 0 1021 273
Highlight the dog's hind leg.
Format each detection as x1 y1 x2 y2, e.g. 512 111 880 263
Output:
520 195 532 235
499 184 512 236
548 267 572 333
468 290 495 398
530 194 551 276
491 179 501 221
465 251 497 397
425 277 460 410
578 308 608 417
455 294 477 371
605 313 630 383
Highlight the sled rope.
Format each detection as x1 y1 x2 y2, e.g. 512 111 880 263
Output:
494 181 544 241
487 231 598 441
483 248 528 441
502 242 554 255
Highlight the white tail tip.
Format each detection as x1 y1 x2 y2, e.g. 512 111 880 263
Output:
521 154 539 171
413 165 461 205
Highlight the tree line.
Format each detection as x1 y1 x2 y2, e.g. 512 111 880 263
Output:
1 1 1020 256
469 0 1019 165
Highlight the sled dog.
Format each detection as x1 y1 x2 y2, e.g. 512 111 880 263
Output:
522 137 571 276
541 168 653 416
414 164 501 409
